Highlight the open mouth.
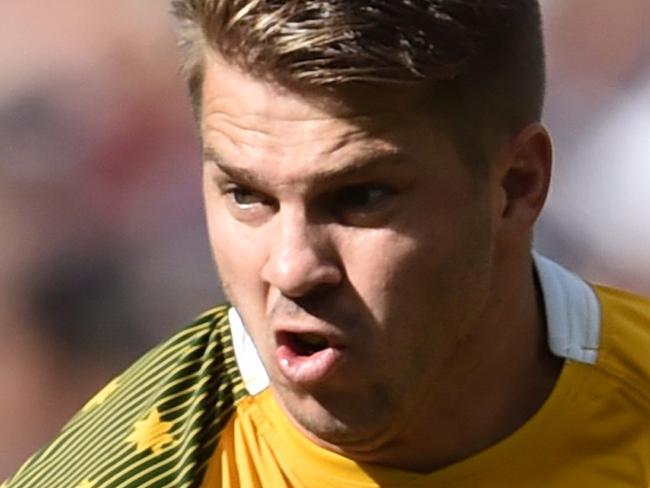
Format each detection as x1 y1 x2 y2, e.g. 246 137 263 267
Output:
280 331 330 356
275 331 344 385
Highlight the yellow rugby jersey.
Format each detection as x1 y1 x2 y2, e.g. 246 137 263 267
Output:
4 255 650 487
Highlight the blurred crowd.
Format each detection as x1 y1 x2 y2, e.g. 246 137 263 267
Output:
1 0 649 478
537 0 650 296
0 0 221 475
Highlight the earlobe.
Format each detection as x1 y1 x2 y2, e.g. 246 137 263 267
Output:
498 123 552 227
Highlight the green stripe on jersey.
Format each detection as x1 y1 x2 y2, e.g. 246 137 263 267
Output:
4 305 247 488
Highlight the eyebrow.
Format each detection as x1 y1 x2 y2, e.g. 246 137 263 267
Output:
203 146 407 187
203 147 269 188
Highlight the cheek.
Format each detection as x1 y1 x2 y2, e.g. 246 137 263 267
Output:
204 201 267 302
342 214 488 330
340 231 420 321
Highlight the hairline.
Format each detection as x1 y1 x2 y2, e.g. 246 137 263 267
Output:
192 47 499 178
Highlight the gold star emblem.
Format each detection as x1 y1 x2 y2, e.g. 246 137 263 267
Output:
125 408 175 455
77 480 95 488
83 379 120 412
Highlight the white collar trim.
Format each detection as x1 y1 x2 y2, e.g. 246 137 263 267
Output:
228 253 602 394
228 307 269 395
532 251 601 364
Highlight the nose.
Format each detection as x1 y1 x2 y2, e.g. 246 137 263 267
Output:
261 210 342 298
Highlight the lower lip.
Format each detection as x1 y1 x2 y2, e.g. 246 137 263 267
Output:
275 345 344 386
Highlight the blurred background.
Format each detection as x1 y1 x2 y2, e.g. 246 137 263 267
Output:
1 0 649 478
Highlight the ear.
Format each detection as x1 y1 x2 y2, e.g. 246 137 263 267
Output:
494 123 552 233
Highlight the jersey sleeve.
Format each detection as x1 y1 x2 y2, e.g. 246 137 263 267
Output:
3 305 248 488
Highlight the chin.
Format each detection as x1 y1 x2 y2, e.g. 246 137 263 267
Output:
275 384 396 449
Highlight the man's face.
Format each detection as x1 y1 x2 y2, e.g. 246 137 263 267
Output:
201 57 500 449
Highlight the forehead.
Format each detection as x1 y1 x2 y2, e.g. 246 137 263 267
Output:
199 56 450 172
205 53 444 125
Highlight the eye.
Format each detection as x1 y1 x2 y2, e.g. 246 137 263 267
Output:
228 186 269 208
335 184 396 210
327 183 399 226
221 185 276 223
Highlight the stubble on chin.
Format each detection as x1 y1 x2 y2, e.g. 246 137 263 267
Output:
271 372 401 451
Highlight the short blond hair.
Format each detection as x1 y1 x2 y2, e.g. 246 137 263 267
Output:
172 0 544 137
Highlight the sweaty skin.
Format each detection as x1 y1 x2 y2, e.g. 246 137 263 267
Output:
201 54 559 471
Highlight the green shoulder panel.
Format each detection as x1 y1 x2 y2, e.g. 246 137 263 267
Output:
4 305 248 488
